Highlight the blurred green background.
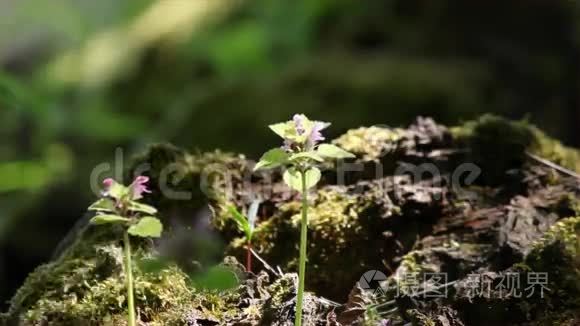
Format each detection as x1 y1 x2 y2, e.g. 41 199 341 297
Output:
1 0 580 308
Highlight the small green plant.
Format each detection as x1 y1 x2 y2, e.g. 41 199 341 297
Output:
228 199 261 273
254 114 354 326
88 176 163 326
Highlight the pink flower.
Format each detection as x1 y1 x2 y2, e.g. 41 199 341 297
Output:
101 178 115 196
307 121 328 148
103 178 114 188
130 175 151 200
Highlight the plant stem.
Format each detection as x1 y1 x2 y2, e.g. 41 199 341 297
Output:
246 242 252 273
124 231 136 326
295 170 308 326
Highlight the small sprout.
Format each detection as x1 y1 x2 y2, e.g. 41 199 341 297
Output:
254 114 354 326
88 175 162 326
228 199 261 273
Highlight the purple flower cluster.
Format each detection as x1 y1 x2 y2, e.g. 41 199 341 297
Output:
285 114 330 151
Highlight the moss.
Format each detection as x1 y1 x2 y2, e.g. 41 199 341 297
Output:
547 193 580 218
407 309 438 326
529 127 580 173
130 144 247 198
129 143 249 233
332 126 405 161
451 115 580 184
391 242 490 290
4 219 244 325
529 312 580 326
226 187 394 300
9 118 579 324
290 189 366 252
264 274 297 309
526 217 580 280
399 252 423 275
451 115 534 184
127 142 402 302
527 216 580 267
391 251 429 297
6 239 201 325
522 217 580 323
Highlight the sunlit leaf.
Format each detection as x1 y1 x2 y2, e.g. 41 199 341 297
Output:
254 148 289 171
127 201 158 215
128 216 163 238
88 198 116 212
269 122 292 139
90 214 130 225
283 167 321 193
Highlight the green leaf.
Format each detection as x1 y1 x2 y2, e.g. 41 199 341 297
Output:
90 214 130 225
128 216 163 238
254 148 290 171
127 201 158 215
289 151 324 162
317 144 356 159
107 182 128 200
88 198 116 212
283 167 321 193
227 205 252 240
269 122 292 139
191 265 238 291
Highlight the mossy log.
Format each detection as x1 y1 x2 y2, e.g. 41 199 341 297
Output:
2 115 579 325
